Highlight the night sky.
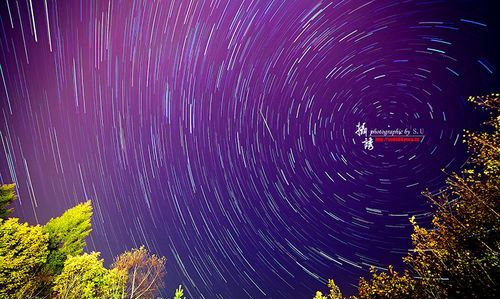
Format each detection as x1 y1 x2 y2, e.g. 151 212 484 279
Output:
0 0 499 298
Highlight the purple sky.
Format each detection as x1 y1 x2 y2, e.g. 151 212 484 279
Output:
0 0 498 298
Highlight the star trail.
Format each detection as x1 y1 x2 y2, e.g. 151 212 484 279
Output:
0 0 498 298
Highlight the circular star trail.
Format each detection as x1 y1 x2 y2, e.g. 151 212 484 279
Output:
0 0 498 298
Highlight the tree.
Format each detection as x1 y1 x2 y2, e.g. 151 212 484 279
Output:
313 279 343 299
43 200 93 274
404 93 500 298
314 93 500 299
0 183 16 219
112 246 167 299
0 218 49 298
0 193 178 298
173 285 186 299
354 266 418 299
53 252 127 299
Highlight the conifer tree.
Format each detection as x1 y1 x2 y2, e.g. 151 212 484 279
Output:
43 200 93 274
0 183 16 219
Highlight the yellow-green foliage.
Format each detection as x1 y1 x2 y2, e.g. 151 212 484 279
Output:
313 279 342 299
43 200 93 274
465 93 500 177
404 94 500 298
0 183 16 219
0 218 49 298
354 266 417 299
0 191 177 298
53 252 126 299
174 285 186 299
314 93 500 299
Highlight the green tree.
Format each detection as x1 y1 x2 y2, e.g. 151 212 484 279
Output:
43 200 93 274
52 252 126 299
112 245 167 299
0 194 178 298
0 183 16 219
0 218 49 298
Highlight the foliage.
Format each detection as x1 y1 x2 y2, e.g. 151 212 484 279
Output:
43 200 93 274
52 252 127 299
313 279 343 299
0 189 177 298
173 285 186 299
354 266 418 299
0 217 49 298
314 93 500 299
403 93 500 298
112 245 167 299
0 183 16 219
